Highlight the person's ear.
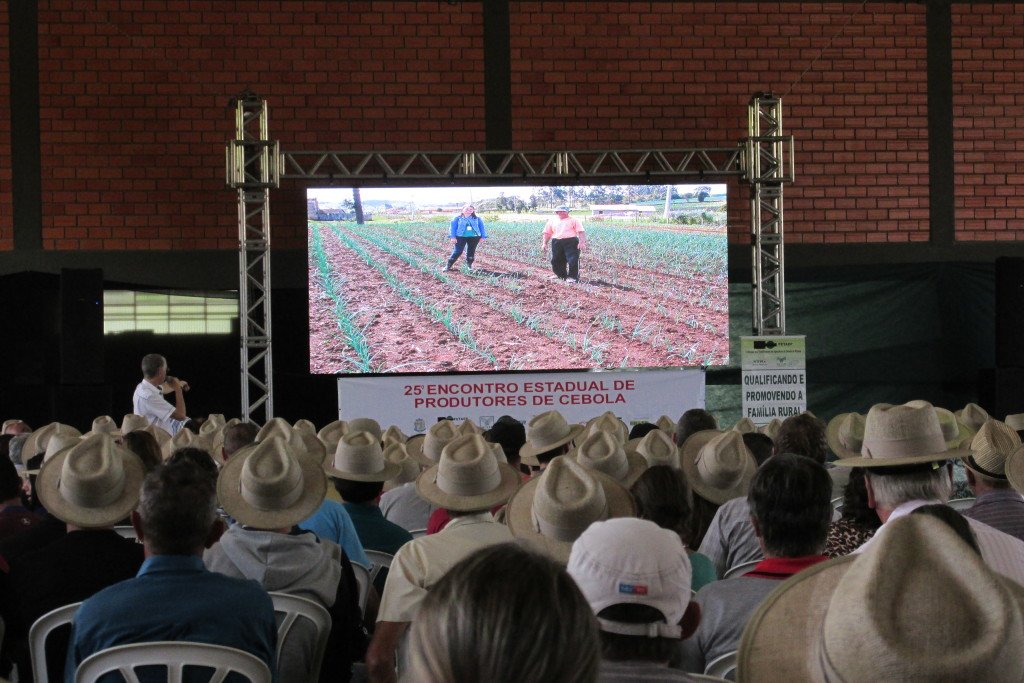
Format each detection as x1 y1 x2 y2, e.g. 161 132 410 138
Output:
965 468 977 486
130 510 145 543
205 518 226 548
679 600 701 640
864 473 876 510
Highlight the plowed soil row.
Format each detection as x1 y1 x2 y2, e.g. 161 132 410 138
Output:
333 226 726 367
312 226 597 373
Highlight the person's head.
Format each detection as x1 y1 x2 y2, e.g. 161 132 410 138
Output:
461 204 476 217
221 422 259 459
121 430 163 472
483 416 526 470
773 412 828 464
628 422 659 441
2 419 31 436
333 477 384 504
410 543 599 683
520 411 584 469
839 467 882 529
140 353 167 381
567 518 700 663
166 447 219 482
133 460 220 555
910 504 981 555
748 453 832 558
865 463 953 513
630 465 693 545
962 418 1020 493
674 409 717 446
742 432 774 467
555 205 570 218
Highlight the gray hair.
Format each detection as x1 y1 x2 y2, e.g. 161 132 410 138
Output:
141 354 166 379
866 465 952 510
138 461 218 555
408 543 599 683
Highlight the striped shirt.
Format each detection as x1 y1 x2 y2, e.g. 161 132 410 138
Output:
962 489 1024 543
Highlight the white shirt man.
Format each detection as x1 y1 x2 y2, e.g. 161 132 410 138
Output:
132 353 187 436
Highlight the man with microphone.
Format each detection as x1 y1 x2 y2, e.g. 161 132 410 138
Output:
132 353 190 436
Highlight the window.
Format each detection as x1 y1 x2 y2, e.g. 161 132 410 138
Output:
103 291 237 335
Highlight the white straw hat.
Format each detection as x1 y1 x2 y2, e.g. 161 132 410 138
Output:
415 434 521 512
347 417 383 441
317 420 348 454
963 419 1021 479
584 412 629 445
327 430 400 482
520 411 586 465
383 441 421 492
410 420 459 467
633 429 680 469
574 430 647 487
833 401 968 467
681 429 757 505
825 412 865 460
732 417 758 434
956 403 991 432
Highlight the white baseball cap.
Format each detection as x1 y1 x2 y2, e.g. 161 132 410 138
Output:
567 518 691 638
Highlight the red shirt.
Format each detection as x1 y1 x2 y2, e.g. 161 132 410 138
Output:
743 554 828 580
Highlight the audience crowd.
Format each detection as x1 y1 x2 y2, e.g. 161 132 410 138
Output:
2 361 1024 682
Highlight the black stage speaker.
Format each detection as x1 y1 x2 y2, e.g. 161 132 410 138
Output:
996 257 1024 369
979 367 1024 421
60 268 105 384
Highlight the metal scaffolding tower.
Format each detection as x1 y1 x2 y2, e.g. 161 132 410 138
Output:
226 94 280 426
745 93 794 335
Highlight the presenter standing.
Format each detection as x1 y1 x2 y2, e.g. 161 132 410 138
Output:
132 353 189 436
446 204 487 271
541 205 586 283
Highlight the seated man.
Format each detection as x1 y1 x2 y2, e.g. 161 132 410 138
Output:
677 453 832 672
960 418 1024 541
65 459 278 681
567 517 703 682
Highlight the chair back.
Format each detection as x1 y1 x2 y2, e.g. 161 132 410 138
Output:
704 650 737 681
30 602 82 683
722 559 761 580
948 497 976 512
268 592 332 683
409 528 427 538
351 562 371 613
113 526 138 540
75 641 271 683
363 549 394 584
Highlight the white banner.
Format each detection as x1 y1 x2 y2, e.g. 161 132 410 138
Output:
337 369 705 434
741 336 807 423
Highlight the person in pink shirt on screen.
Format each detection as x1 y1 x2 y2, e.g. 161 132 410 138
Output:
541 205 586 283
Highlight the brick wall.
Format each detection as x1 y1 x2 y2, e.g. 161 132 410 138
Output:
510 2 930 245
36 1 485 251
953 4 1024 242
0 9 11 252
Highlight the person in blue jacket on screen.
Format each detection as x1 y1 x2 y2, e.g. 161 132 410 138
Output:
446 204 487 271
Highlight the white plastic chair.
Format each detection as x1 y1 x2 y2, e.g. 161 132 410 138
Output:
113 526 138 540
351 562 371 613
30 601 82 683
409 528 427 538
268 592 332 683
704 650 738 681
722 559 761 580
948 497 976 512
363 549 394 584
75 641 271 683
830 496 844 522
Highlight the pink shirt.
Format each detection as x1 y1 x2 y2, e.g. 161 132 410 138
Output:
543 217 585 240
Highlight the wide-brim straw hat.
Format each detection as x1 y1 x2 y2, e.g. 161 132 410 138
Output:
327 430 401 482
732 417 758 434
834 401 969 468
963 419 1022 479
738 515 1024 682
632 429 681 469
383 441 421 491
416 433 521 512
347 417 383 441
655 415 676 434
505 456 635 563
27 432 85 476
758 418 782 441
382 425 408 446
317 420 348 454
36 433 145 528
681 429 757 505
409 420 459 467
1007 443 1024 495
87 415 120 438
24 422 82 462
956 402 991 433
217 435 327 529
1005 414 1024 432
121 414 151 435
162 428 215 461
293 419 317 436
932 405 974 449
825 412 865 460
584 412 629 445
574 430 648 487
520 411 586 465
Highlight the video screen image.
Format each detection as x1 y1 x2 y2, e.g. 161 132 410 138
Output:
308 183 729 375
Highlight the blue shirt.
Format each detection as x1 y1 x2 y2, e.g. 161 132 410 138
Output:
342 502 413 557
449 215 488 239
66 554 278 682
297 499 370 568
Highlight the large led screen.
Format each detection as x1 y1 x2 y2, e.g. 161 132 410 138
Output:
308 184 729 375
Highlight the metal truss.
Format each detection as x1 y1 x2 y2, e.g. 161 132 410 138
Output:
745 93 795 336
226 94 281 425
281 148 743 182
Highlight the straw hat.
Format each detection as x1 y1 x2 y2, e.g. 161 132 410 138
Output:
456 420 482 437
347 417 382 441
825 412 865 460
930 405 974 449
26 432 85 476
655 415 676 434
574 430 648 488
410 420 459 467
163 428 215 461
199 417 227 454
758 418 782 441
1005 414 1024 432
633 429 680 469
505 456 635 563
681 430 757 505
1 419 29 434
833 401 968 468
383 441 421 492
24 423 82 461
36 433 145 528
317 420 348 454
738 515 1024 682
962 419 1022 479
120 414 150 435
87 416 120 437
382 425 408 446
732 417 758 434
1007 443 1024 495
415 434 521 512
327 430 400 482
584 412 629 445
293 419 317 435
256 417 294 443
217 435 327 529
520 411 586 465
956 403 991 432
